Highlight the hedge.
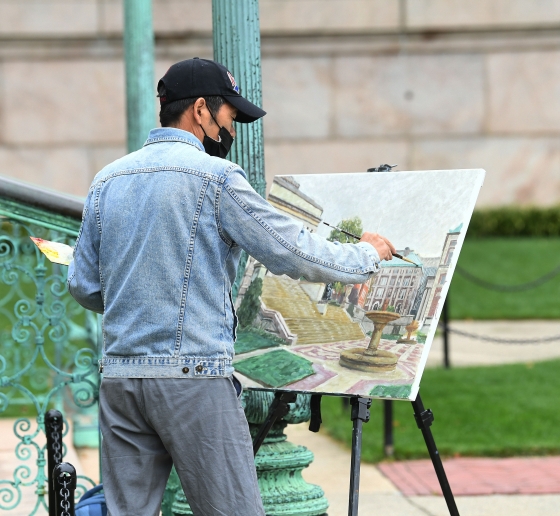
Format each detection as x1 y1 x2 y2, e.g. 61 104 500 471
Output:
467 206 560 238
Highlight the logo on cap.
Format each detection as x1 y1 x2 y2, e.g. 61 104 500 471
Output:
227 71 240 94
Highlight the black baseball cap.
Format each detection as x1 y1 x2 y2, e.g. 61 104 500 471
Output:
157 58 266 124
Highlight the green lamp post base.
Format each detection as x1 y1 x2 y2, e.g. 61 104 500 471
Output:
253 420 328 516
163 393 328 516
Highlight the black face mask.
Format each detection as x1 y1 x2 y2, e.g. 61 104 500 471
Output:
201 112 234 158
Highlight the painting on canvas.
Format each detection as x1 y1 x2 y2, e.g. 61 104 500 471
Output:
232 170 484 400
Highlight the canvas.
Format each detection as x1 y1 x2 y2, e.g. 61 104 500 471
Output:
233 169 485 400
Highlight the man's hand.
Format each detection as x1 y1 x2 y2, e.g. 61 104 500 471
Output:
359 232 396 261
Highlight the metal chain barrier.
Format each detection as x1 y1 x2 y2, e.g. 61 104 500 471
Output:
455 263 560 292
53 463 76 516
45 409 64 516
51 426 62 466
59 477 71 516
446 326 560 345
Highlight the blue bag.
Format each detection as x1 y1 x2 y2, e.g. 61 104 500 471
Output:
75 484 107 516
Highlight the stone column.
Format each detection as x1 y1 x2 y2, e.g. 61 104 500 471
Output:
123 0 156 153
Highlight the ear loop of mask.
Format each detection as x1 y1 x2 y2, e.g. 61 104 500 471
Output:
200 108 221 141
199 104 234 158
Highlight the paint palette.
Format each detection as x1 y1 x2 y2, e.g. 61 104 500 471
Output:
30 237 73 265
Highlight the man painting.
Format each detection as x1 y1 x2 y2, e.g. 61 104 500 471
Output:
68 58 395 516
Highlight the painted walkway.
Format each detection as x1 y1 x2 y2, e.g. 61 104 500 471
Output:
261 275 365 344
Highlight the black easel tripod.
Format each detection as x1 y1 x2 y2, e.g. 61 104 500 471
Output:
348 393 460 516
253 390 459 516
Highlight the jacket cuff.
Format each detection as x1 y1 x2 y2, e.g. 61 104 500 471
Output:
356 242 381 272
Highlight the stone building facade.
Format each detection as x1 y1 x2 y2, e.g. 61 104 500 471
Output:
363 251 424 316
268 176 323 231
0 0 559 205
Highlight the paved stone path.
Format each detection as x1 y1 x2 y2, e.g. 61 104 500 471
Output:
378 456 560 496
286 424 560 516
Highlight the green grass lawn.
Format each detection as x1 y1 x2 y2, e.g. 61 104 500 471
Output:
321 358 560 463
449 237 560 319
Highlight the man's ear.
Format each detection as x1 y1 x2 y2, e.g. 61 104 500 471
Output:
193 97 206 124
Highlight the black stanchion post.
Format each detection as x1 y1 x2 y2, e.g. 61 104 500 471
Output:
348 397 371 516
53 463 76 516
411 394 459 516
383 400 394 458
442 298 450 369
45 409 64 516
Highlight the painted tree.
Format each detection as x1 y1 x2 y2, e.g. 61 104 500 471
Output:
326 217 365 313
327 216 363 243
237 277 263 328
331 281 346 303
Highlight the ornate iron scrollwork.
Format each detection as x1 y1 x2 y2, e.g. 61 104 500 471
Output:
0 215 98 515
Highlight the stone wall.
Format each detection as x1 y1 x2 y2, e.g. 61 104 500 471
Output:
0 0 559 205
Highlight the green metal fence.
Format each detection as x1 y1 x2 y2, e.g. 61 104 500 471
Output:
0 177 98 514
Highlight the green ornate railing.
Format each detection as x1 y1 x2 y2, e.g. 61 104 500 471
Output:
0 176 98 514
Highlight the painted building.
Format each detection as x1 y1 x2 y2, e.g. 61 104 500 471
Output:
237 176 325 307
268 176 323 231
363 248 424 316
423 224 463 324
413 257 440 322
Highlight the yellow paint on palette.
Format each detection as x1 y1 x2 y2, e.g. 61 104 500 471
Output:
30 237 73 265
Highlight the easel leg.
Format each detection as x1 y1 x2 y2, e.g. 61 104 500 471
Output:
348 397 371 516
253 391 297 456
412 394 460 516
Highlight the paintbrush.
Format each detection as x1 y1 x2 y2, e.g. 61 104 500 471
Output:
322 221 420 267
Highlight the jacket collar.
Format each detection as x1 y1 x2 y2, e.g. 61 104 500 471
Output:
143 127 205 152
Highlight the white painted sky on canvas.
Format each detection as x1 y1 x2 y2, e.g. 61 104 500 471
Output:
291 170 484 256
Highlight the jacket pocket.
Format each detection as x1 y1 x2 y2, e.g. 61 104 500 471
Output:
231 374 243 398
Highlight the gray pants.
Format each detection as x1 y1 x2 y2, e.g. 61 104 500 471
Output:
99 377 265 516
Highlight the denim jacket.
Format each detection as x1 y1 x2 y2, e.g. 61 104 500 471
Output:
68 128 380 378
